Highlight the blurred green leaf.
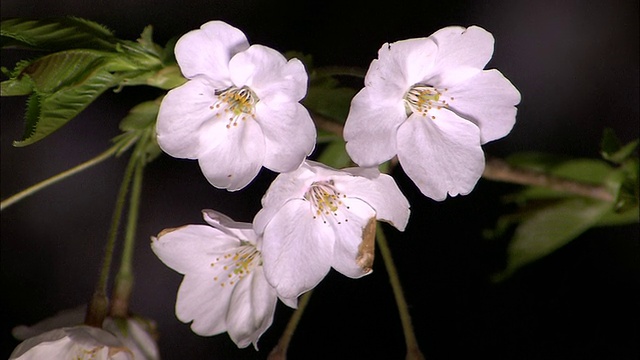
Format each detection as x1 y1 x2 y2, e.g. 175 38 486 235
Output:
495 198 612 281
600 128 639 164
316 139 352 169
505 157 615 202
113 99 161 163
1 17 118 51
304 76 356 122
119 98 161 131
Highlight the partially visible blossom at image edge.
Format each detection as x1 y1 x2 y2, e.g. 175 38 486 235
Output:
344 25 521 201
151 209 296 349
156 20 316 191
10 306 160 360
9 326 133 360
253 160 411 299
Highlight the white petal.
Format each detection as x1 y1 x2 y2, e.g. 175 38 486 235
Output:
428 26 495 87
257 101 316 172
226 266 277 349
447 69 521 143
151 224 238 274
330 198 377 278
230 45 308 102
197 118 266 191
156 76 221 159
261 200 334 298
253 164 316 234
175 274 231 336
12 306 86 340
103 318 160 360
11 327 131 360
396 111 485 201
344 87 406 167
202 209 257 243
380 37 439 87
338 171 410 231
175 21 249 80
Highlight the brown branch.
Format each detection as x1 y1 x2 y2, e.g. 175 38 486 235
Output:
482 156 615 202
310 114 615 202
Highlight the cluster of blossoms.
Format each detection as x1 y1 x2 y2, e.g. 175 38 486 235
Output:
149 20 520 351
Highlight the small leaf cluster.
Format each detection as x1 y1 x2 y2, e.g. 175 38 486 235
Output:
489 129 639 280
1 17 184 148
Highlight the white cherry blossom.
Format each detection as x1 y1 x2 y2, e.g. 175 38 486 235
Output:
151 209 296 349
253 161 410 299
344 26 521 201
10 326 133 360
11 306 160 360
156 21 316 191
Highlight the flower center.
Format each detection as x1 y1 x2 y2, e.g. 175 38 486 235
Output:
403 83 453 119
210 241 261 287
210 86 258 129
304 180 350 224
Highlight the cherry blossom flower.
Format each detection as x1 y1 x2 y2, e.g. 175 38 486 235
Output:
151 209 296 349
11 306 160 360
156 21 316 191
10 326 133 360
343 26 521 201
253 161 410 299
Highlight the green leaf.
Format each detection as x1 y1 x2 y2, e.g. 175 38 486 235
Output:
1 76 33 96
507 158 615 202
119 98 161 131
304 77 356 122
1 17 118 51
495 198 612 281
316 139 352 169
14 67 116 147
13 49 113 94
594 205 639 226
600 128 638 164
114 99 162 163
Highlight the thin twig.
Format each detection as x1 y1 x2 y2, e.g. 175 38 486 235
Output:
1 146 119 211
376 224 426 360
268 290 314 360
482 156 614 201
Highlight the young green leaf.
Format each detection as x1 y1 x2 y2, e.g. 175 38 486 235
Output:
316 139 352 169
495 198 612 281
1 17 118 51
13 50 113 94
600 128 639 164
304 77 356 122
14 67 116 147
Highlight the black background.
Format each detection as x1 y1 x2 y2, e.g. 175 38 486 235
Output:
1 1 639 359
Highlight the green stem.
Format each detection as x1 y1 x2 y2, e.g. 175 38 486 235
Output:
268 290 314 360
110 157 145 318
376 224 426 360
85 152 137 327
1 145 119 211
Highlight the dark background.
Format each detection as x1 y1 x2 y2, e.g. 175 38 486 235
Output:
1 1 638 359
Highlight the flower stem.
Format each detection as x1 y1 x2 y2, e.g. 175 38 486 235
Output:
110 157 145 318
1 146 119 211
85 152 137 327
268 290 314 360
376 224 426 360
